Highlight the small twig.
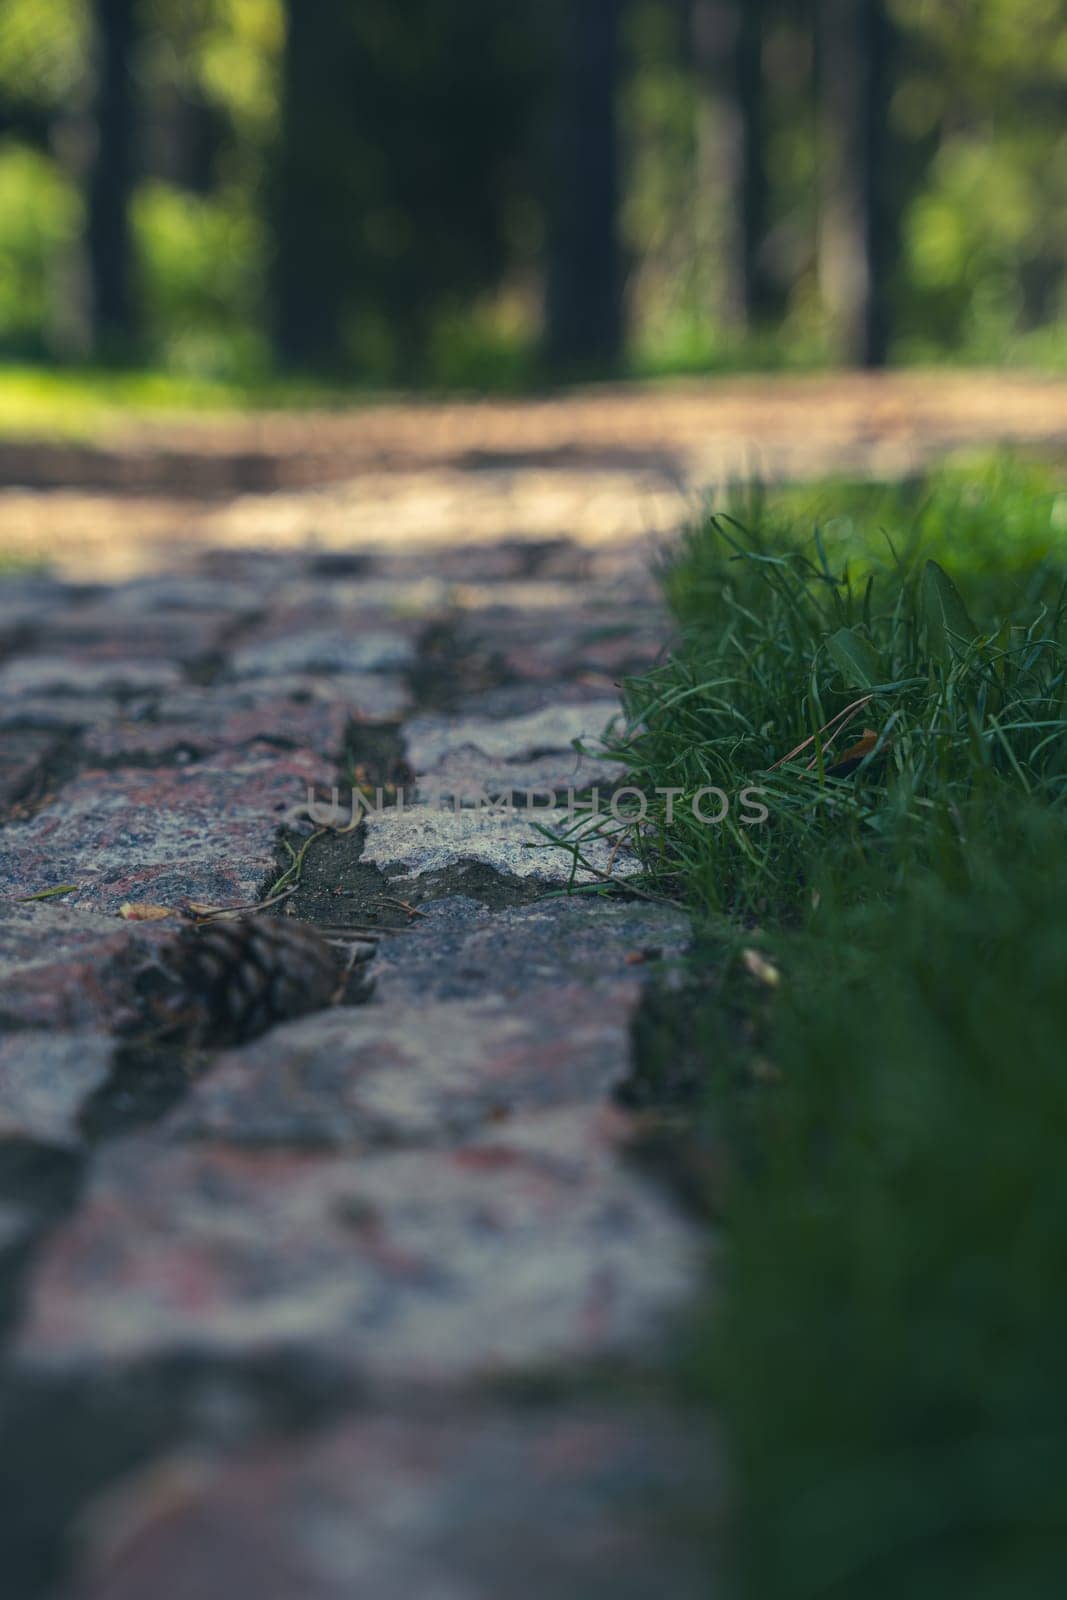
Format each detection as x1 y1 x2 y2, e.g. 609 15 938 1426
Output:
186 885 298 922
376 895 427 919
603 833 627 876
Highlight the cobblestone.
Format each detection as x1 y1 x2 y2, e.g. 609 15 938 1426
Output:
369 894 691 1002
14 1105 698 1386
0 747 331 912
63 1405 720 1600
0 902 170 1032
0 1032 116 1148
159 982 642 1148
359 802 639 884
0 528 712 1598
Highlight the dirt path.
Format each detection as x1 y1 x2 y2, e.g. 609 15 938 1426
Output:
3 370 1066 579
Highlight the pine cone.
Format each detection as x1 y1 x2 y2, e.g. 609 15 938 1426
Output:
130 916 341 1048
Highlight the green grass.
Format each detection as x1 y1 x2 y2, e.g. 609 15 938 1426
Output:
0 347 819 438
614 458 1067 1598
0 550 46 575
0 333 545 439
613 458 1067 920
0 363 378 440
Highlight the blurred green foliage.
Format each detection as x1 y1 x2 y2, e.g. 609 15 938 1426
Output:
133 181 268 376
716 802 1067 1599
0 141 79 356
0 0 1065 381
0 0 85 105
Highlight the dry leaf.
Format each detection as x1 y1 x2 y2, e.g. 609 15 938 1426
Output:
119 902 176 921
827 727 884 776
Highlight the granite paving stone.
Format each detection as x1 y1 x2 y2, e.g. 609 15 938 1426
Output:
0 747 331 912
82 710 346 765
0 1198 39 1256
359 804 638 884
228 616 417 679
0 657 185 698
450 679 635 718
77 675 410 764
0 578 74 648
0 695 127 734
13 1105 699 1386
405 700 625 799
0 1032 116 1148
0 902 171 1033
83 688 333 764
32 605 238 662
374 537 595 584
100 575 267 614
449 578 602 610
159 982 641 1149
200 672 412 722
370 894 691 1002
416 748 621 801
185 548 333 588
283 574 453 615
0 729 64 817
404 700 623 770
62 1405 719 1600
454 606 667 684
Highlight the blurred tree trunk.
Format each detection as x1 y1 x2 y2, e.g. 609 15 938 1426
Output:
274 1 350 371
0 103 53 152
544 0 624 374
690 0 772 333
87 0 137 359
818 0 895 367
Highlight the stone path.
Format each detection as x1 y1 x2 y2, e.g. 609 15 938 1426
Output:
0 534 720 1597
